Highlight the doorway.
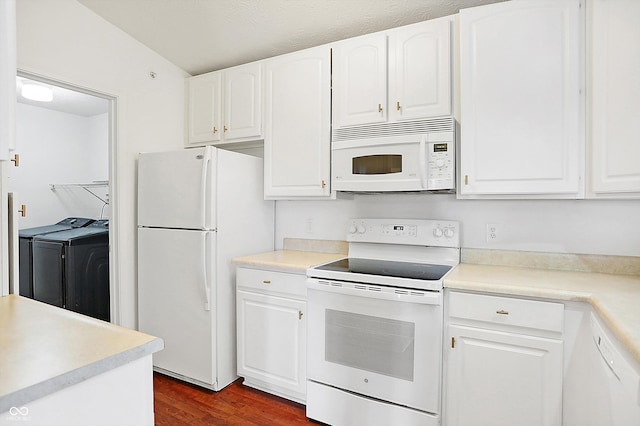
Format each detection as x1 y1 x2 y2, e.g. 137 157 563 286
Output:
10 71 119 322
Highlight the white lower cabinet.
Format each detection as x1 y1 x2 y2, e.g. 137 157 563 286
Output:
236 267 307 403
444 291 564 426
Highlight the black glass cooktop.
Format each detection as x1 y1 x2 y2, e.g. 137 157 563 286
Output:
315 258 452 281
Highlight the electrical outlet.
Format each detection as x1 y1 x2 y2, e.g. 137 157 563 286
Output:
486 223 499 242
305 218 315 235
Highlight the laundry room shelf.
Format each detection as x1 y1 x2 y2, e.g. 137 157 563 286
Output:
49 181 109 204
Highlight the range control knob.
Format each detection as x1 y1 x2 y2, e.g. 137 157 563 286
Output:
357 224 366 234
433 227 444 238
349 223 357 234
444 227 455 238
435 159 445 168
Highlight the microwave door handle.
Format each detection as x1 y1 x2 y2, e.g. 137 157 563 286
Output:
419 136 429 189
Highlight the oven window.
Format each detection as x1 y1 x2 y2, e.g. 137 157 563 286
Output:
352 154 402 175
325 309 415 381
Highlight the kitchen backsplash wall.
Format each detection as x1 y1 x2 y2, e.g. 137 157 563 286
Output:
275 194 640 257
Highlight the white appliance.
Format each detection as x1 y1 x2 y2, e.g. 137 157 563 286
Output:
588 313 640 425
331 117 455 193
137 146 274 391
306 218 460 426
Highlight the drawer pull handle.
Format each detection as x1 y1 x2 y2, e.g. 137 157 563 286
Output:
263 280 271 284
496 309 509 315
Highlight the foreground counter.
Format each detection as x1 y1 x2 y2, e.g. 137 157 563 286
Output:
0 295 163 425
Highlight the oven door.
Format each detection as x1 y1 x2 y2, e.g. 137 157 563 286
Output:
307 279 443 414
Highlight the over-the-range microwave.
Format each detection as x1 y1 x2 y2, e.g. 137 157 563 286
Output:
331 117 456 193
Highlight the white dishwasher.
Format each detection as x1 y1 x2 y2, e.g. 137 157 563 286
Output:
590 313 640 426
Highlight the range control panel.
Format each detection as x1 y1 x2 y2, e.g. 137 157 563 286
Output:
347 218 460 248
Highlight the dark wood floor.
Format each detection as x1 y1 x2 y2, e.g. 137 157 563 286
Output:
153 373 316 425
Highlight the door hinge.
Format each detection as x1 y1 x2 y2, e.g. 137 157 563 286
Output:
451 336 456 348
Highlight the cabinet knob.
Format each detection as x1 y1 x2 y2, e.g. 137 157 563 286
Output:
378 103 383 113
396 101 401 111
18 204 27 217
212 127 218 134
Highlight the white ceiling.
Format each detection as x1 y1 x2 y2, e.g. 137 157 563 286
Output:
16 76 110 117
76 0 504 76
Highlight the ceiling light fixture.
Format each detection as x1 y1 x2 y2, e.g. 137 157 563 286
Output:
21 84 53 102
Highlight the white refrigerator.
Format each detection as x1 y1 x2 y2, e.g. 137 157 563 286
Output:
137 146 274 390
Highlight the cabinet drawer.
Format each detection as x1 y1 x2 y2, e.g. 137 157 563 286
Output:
448 291 564 333
236 267 306 299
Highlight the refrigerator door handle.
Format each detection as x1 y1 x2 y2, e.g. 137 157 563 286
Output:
201 232 211 311
199 147 212 229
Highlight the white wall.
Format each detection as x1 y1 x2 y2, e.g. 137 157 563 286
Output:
10 104 109 228
16 0 189 328
275 194 640 256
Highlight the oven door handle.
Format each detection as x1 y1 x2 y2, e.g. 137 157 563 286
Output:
307 279 442 306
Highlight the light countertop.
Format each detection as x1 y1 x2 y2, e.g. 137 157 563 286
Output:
0 295 163 413
233 246 640 365
233 249 346 274
445 263 640 364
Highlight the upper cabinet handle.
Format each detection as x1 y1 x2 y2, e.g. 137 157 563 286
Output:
11 154 19 167
396 101 401 111
224 125 229 132
212 127 218 134
378 103 383 113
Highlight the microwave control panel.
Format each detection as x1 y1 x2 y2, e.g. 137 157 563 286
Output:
426 141 455 190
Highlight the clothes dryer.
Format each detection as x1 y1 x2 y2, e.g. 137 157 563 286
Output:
18 217 94 298
32 220 110 321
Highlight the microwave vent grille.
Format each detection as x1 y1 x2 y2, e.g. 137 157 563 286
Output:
332 117 454 142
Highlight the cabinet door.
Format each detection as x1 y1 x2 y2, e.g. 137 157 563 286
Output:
332 33 387 128
389 19 451 122
589 0 640 197
223 62 262 141
446 324 563 426
237 290 306 397
263 46 331 198
187 72 221 145
459 0 584 197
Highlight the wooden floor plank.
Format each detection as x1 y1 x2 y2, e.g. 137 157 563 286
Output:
153 373 316 425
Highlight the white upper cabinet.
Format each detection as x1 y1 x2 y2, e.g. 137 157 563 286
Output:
263 45 331 199
332 33 387 128
332 18 452 130
588 0 640 198
187 72 221 144
459 0 585 198
389 19 452 122
187 62 262 147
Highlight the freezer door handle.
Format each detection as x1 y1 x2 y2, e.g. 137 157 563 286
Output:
199 147 212 229
201 232 211 311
